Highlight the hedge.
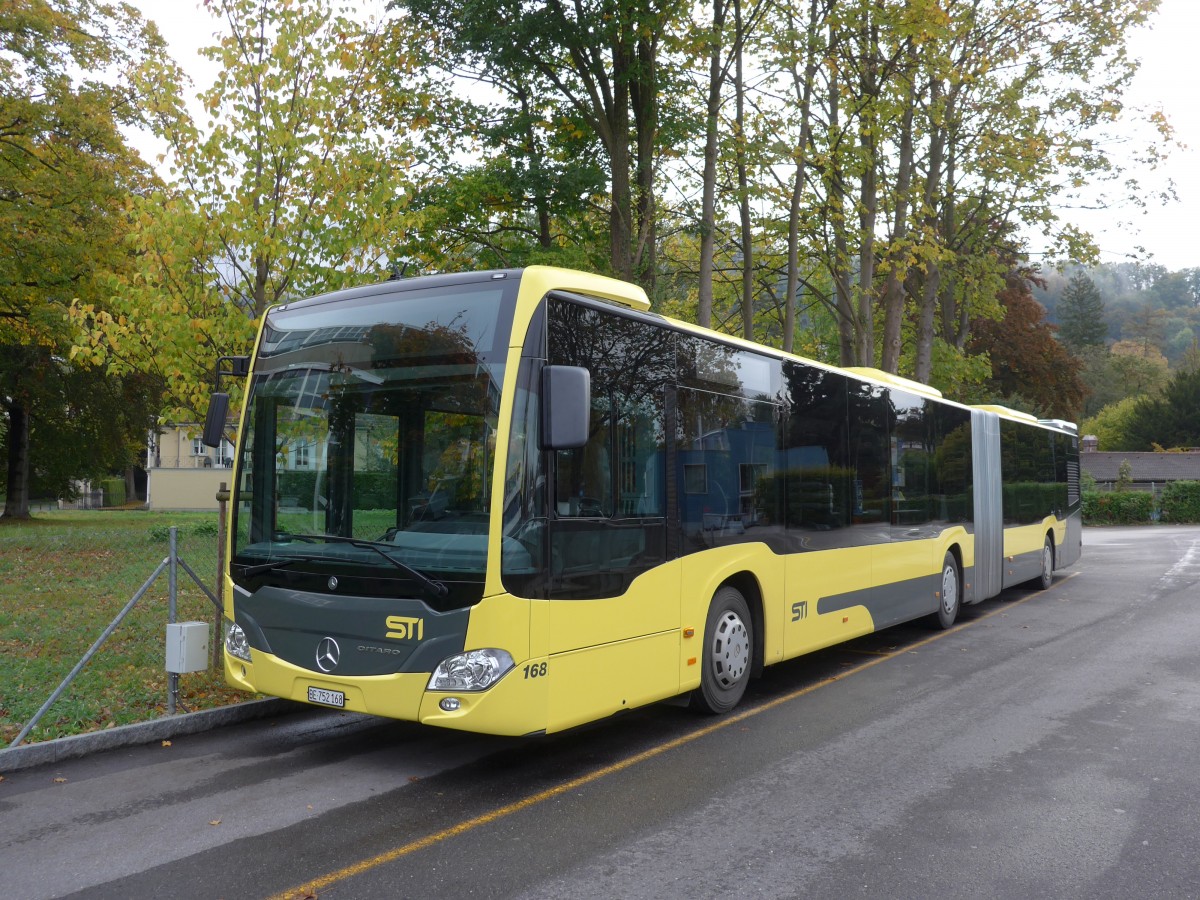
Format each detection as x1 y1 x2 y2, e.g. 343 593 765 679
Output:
100 476 126 507
1081 490 1155 525
1160 481 1200 524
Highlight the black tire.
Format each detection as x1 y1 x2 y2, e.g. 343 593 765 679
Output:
690 586 753 714
933 551 960 629
1035 535 1054 590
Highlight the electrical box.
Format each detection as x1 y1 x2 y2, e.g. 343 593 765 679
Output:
166 621 210 674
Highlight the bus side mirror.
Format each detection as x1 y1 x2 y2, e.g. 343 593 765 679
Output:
202 393 230 448
541 365 590 450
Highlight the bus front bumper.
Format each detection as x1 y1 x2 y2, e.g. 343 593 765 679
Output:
225 649 549 736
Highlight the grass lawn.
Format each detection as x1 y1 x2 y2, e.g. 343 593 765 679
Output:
0 509 252 746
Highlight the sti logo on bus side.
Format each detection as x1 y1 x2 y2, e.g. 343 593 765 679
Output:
385 615 424 641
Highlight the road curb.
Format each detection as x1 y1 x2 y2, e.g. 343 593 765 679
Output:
0 698 302 774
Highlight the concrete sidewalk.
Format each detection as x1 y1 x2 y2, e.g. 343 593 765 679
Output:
0 698 300 774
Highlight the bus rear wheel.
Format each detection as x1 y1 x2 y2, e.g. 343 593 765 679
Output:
690 586 753 714
932 552 960 630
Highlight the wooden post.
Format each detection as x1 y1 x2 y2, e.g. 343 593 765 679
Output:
214 482 230 669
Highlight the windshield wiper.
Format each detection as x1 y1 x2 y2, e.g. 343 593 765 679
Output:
275 532 450 599
238 554 317 577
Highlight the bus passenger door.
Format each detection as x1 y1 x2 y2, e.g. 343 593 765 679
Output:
544 386 678 732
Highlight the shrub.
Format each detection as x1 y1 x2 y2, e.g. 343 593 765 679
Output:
1160 481 1200 524
1081 490 1155 525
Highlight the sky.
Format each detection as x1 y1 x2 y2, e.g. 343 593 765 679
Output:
1051 0 1200 273
131 0 1200 273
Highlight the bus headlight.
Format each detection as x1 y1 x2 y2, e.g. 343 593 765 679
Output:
224 621 252 662
428 649 514 692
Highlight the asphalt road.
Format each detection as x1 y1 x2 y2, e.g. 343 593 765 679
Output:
3 525 1200 900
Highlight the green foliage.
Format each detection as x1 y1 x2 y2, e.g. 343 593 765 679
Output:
1077 345 1168 417
381 3 612 276
192 519 220 537
1081 490 1154 525
930 345 1001 407
1080 468 1097 492
1159 482 1200 524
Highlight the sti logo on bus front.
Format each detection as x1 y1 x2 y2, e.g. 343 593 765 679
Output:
385 615 424 642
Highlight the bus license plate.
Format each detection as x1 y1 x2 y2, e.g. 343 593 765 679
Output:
307 686 345 708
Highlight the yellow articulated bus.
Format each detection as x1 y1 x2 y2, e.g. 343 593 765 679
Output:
202 266 1080 735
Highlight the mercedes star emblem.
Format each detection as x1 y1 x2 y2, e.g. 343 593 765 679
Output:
328 576 339 590
315 637 341 673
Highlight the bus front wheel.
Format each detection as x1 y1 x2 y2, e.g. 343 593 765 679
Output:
690 586 753 714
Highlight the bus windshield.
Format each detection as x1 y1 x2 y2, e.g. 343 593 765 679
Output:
230 280 514 608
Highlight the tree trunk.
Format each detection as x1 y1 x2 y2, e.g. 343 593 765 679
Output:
825 22 857 367
632 29 658 296
3 401 32 519
853 17 880 367
697 0 728 330
782 0 821 355
608 37 634 283
914 259 941 384
879 75 916 374
735 0 754 340
939 128 968 350
914 76 947 382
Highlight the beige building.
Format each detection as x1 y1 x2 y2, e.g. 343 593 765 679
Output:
146 425 236 511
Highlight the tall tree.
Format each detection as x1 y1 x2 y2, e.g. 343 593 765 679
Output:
72 0 417 423
1 0 159 518
385 2 608 273
694 0 732 330
800 0 1158 376
395 0 687 293
1125 366 1200 450
968 270 1086 421
1057 271 1109 352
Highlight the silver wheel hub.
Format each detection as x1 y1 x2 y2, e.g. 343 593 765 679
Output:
941 565 958 616
711 611 749 688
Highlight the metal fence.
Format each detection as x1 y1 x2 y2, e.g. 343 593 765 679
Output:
0 503 229 747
